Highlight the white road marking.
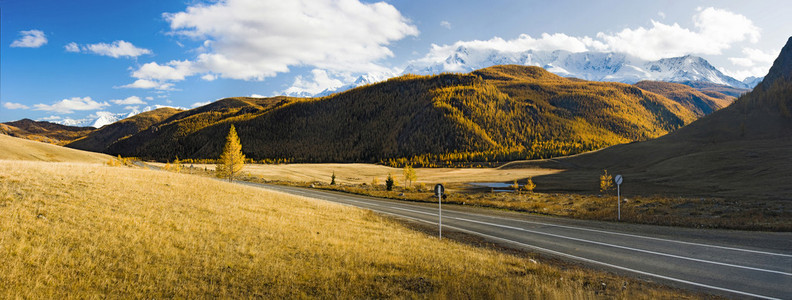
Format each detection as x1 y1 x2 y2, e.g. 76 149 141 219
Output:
451 216 792 276
440 223 782 300
335 197 790 275
255 184 790 298
355 204 782 300
329 190 791 257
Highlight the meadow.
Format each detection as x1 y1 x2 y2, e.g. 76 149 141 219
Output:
173 162 791 231
0 159 696 298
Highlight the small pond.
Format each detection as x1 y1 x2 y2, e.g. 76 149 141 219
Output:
468 182 520 192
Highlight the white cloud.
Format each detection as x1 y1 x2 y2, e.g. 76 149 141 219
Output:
40 115 62 121
123 105 139 111
657 11 666 19
33 97 110 114
143 104 186 111
440 21 451 29
145 96 154 101
125 0 418 89
411 7 763 68
118 79 175 90
191 101 210 108
250 94 266 98
10 30 47 48
597 7 759 60
282 69 346 96
729 47 776 67
64 42 80 52
3 102 29 109
67 40 152 58
132 61 194 81
110 96 146 105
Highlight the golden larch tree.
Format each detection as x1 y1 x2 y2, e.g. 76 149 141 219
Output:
216 125 245 182
599 169 613 194
403 165 416 187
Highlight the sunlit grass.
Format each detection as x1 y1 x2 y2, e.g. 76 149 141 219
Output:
0 160 694 298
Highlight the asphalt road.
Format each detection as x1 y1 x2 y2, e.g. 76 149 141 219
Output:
244 182 792 299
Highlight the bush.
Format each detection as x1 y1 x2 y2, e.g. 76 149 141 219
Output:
524 177 536 193
600 169 613 194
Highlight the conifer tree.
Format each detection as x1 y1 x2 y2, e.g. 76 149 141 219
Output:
385 173 395 191
216 125 245 182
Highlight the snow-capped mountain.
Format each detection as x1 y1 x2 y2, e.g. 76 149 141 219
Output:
404 48 759 89
741 76 764 89
52 110 140 128
314 73 392 97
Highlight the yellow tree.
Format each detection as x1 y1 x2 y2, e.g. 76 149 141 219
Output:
524 177 536 193
216 125 245 182
403 165 417 187
600 169 613 194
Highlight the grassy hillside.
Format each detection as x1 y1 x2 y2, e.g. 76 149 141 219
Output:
0 119 94 145
503 37 792 201
634 81 734 116
0 134 111 163
67 107 183 152
105 66 700 166
102 97 297 158
0 161 690 298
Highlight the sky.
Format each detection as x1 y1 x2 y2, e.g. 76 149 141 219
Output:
1 0 790 124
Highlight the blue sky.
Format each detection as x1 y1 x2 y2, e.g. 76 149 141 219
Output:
1 0 790 124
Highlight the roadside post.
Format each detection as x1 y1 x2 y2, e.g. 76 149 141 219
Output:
434 184 444 239
614 174 623 221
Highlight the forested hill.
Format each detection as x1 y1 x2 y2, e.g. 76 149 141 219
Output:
501 37 792 199
73 65 709 165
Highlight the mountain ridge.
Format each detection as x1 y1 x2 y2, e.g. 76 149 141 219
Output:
0 119 95 145
503 37 792 200
405 49 760 90
73 65 709 165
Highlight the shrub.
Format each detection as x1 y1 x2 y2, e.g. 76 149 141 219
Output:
600 169 613 194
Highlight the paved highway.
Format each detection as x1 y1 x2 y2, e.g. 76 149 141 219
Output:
245 182 792 299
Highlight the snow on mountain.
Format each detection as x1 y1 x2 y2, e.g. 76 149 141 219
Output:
52 110 141 128
313 72 395 97
404 48 755 89
91 111 121 128
741 76 764 89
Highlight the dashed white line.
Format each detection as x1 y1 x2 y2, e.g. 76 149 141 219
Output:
254 184 789 299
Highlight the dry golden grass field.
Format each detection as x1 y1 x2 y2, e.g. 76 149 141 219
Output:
166 162 559 188
0 159 699 298
165 161 790 231
0 134 111 163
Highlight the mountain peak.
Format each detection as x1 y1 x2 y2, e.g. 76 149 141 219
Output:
406 49 753 89
755 36 792 91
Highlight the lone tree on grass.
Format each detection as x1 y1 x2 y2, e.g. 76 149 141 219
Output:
403 165 416 188
216 125 245 182
386 173 395 191
600 169 613 195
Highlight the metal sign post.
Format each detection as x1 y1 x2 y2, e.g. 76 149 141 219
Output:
434 184 444 239
614 175 623 221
